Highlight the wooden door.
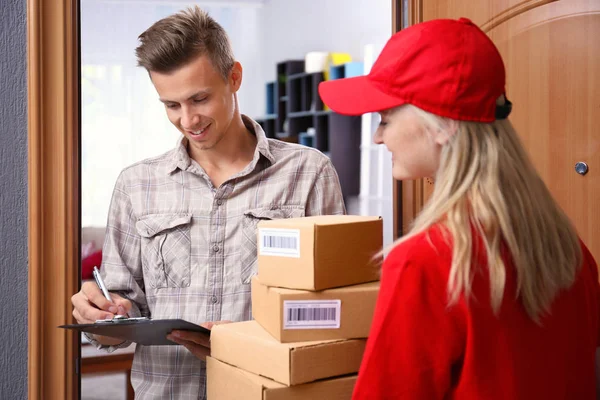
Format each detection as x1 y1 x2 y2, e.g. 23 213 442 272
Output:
404 0 600 262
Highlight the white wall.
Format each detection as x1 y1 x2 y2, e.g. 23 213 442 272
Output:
253 0 392 118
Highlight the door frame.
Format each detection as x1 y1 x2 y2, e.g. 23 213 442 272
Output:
397 0 426 232
28 0 81 399
27 1 403 399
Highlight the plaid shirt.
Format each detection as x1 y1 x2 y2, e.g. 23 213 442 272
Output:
91 115 345 399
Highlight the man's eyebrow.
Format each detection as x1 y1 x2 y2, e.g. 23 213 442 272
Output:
159 91 210 104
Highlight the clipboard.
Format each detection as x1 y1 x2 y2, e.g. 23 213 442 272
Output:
59 318 210 346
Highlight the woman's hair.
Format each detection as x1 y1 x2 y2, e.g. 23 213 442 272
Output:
392 103 582 323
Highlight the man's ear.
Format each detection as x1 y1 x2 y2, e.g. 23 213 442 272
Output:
229 61 243 92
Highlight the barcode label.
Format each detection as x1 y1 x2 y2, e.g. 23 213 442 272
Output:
258 228 301 258
283 300 341 329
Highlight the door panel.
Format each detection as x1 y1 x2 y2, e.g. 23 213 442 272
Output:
491 1 600 261
423 0 558 29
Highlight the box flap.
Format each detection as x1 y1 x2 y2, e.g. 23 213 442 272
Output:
268 280 379 296
213 320 346 349
290 339 365 384
211 321 291 384
265 375 357 400
209 357 357 400
211 321 365 385
258 215 381 228
207 357 284 400
251 276 283 340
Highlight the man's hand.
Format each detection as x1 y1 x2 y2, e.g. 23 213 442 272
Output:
71 281 133 346
167 321 232 361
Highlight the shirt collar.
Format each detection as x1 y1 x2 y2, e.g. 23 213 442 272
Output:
164 114 275 176
243 114 275 165
164 137 191 175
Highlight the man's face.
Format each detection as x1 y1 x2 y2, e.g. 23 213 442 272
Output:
150 55 242 152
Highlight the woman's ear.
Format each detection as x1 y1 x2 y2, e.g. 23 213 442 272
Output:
433 119 458 145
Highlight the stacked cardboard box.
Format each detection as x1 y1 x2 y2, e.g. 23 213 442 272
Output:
208 215 383 400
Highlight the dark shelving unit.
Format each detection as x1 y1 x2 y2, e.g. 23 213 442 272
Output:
275 60 304 136
255 59 363 198
329 113 362 197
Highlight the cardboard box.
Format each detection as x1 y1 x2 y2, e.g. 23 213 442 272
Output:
252 276 379 343
207 357 357 400
257 215 382 290
211 320 366 385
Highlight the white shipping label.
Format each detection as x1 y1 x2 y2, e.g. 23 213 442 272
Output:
283 300 341 329
258 228 301 258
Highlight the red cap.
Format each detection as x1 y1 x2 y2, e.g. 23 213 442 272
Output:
318 18 508 122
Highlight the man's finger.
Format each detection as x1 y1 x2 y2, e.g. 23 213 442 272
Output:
199 320 232 330
200 322 215 330
185 344 210 361
76 297 114 321
168 336 210 361
81 306 113 322
72 292 114 321
112 296 132 316
169 330 210 347
73 308 89 324
94 294 118 313
82 283 118 313
71 292 89 310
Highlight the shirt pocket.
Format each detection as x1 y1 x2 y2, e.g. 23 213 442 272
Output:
135 213 192 289
240 206 305 284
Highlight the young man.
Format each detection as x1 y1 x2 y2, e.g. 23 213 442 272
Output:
71 6 344 399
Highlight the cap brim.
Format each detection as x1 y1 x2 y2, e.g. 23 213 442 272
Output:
318 75 405 116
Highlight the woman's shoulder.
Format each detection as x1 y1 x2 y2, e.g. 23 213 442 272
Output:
381 225 456 303
385 224 453 271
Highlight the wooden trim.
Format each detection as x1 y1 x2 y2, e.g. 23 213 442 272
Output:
480 0 557 32
391 0 402 238
28 0 80 399
81 354 133 374
392 0 402 33
409 0 423 25
397 0 425 235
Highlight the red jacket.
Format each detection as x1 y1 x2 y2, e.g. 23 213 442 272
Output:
353 226 599 399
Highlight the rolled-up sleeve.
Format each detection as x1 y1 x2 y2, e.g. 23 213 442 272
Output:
85 171 148 351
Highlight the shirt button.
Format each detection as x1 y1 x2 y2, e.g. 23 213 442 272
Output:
213 244 220 253
211 296 219 304
217 199 223 206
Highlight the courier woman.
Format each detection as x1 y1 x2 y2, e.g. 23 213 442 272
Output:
319 17 600 399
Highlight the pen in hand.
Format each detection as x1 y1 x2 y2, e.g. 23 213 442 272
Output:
93 266 125 318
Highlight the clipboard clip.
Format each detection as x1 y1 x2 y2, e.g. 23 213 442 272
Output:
95 316 150 324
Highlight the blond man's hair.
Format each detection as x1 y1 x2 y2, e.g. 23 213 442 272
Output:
135 6 235 79
391 104 582 323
